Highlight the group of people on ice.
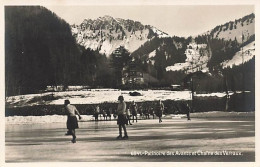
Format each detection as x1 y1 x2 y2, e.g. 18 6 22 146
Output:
63 96 191 143
93 100 165 123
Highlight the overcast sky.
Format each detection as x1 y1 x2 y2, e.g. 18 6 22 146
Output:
46 5 254 37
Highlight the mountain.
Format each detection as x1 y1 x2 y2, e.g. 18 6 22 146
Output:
71 15 170 56
71 14 255 74
204 13 255 43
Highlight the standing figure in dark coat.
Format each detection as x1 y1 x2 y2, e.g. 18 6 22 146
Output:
144 105 150 119
116 96 128 140
102 109 107 120
178 102 191 121
156 100 164 123
184 102 191 121
107 107 112 121
64 100 81 143
130 101 138 123
139 105 144 120
150 106 155 119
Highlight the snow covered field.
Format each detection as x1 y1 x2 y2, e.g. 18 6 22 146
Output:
6 89 242 108
6 89 192 107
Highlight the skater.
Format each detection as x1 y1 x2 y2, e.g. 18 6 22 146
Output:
144 105 150 119
156 100 164 123
64 100 81 143
183 102 191 121
130 101 138 123
126 108 132 125
177 102 191 121
94 105 100 121
102 109 107 120
139 105 144 120
107 107 112 121
150 106 155 119
116 95 128 140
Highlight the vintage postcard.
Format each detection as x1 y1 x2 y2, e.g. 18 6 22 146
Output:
1 0 259 166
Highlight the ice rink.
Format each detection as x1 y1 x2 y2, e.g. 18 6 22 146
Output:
5 117 255 162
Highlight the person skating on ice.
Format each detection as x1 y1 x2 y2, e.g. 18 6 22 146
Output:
126 108 132 125
94 105 100 121
156 100 164 123
64 100 81 143
116 95 128 140
130 101 138 123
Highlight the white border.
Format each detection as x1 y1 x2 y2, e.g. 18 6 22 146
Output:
0 0 259 167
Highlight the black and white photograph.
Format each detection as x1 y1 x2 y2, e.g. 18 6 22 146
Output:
2 0 259 165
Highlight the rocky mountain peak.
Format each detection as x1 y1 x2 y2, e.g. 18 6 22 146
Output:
71 16 169 56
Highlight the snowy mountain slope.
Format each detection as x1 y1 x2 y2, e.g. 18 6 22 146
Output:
204 13 255 43
151 27 170 38
166 42 210 73
166 14 255 73
71 15 170 56
221 41 255 68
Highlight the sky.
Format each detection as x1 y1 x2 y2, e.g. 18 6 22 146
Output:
42 5 253 37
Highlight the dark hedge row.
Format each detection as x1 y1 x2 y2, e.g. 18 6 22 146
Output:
6 101 187 116
5 92 255 116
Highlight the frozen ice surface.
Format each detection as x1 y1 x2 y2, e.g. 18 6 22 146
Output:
5 111 254 125
5 116 255 162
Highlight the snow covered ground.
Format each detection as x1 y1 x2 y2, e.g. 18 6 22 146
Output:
6 89 192 107
6 89 245 108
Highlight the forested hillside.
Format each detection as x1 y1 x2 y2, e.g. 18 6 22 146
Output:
5 6 111 96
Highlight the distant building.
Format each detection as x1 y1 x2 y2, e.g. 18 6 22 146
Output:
111 46 131 86
122 58 144 86
46 85 90 92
